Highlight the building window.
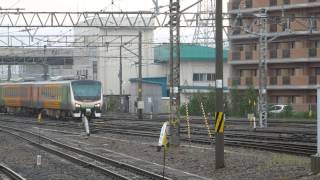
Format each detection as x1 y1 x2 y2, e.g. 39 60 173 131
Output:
193 73 215 82
270 0 277 6
315 67 320 75
193 74 199 81
199 74 206 81
290 41 295 49
207 73 215 81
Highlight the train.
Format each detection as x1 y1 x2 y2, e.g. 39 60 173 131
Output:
0 80 103 119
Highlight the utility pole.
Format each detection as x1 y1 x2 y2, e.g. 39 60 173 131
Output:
119 36 123 95
215 0 224 169
169 0 180 146
257 9 268 128
137 31 143 120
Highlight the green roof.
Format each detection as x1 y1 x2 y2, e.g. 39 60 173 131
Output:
154 44 228 63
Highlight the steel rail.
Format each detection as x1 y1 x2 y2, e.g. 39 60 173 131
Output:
0 125 173 180
0 164 26 180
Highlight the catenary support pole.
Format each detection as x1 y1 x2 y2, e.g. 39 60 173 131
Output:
119 36 123 95
43 45 48 80
138 31 143 120
215 0 224 169
7 64 11 81
317 88 320 155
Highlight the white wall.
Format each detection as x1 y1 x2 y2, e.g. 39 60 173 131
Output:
73 26 157 95
158 61 230 88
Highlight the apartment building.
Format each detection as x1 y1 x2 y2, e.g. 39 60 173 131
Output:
228 0 320 112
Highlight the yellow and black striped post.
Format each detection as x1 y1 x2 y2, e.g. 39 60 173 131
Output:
185 102 191 144
215 112 225 134
200 102 213 139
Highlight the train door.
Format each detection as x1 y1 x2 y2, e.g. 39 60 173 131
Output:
32 86 39 108
29 85 33 108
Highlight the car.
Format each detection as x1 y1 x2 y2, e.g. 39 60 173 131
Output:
269 105 287 113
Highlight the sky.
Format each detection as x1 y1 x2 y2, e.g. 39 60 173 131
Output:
0 0 229 42
0 0 228 12
0 0 229 76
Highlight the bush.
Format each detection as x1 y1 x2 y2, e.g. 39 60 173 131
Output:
180 90 216 116
229 86 258 118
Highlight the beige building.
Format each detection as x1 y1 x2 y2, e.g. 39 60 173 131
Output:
228 0 320 112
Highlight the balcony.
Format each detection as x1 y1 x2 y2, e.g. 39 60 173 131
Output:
309 48 317 57
230 75 320 88
229 51 257 61
229 77 257 87
283 0 290 5
228 77 241 86
229 0 320 13
270 0 278 6
269 23 278 32
245 51 252 60
282 76 290 85
229 48 320 62
269 50 278 59
309 76 317 85
245 77 253 85
282 49 290 58
231 52 241 60
245 0 253 8
270 76 278 85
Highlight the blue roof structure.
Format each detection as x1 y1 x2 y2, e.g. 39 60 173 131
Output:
154 43 229 63
129 77 167 96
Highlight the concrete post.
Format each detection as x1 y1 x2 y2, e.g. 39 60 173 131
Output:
311 87 320 173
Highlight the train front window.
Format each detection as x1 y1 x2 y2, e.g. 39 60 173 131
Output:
71 81 101 101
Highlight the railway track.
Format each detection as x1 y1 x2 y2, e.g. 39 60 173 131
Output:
0 114 316 156
0 125 172 180
0 164 26 180
102 113 317 125
1 116 315 144
87 126 316 156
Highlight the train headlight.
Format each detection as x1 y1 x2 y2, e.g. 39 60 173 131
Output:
94 103 101 108
75 103 81 108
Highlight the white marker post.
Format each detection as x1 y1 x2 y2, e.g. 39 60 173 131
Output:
157 121 169 179
82 116 90 136
158 122 169 150
311 87 320 173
